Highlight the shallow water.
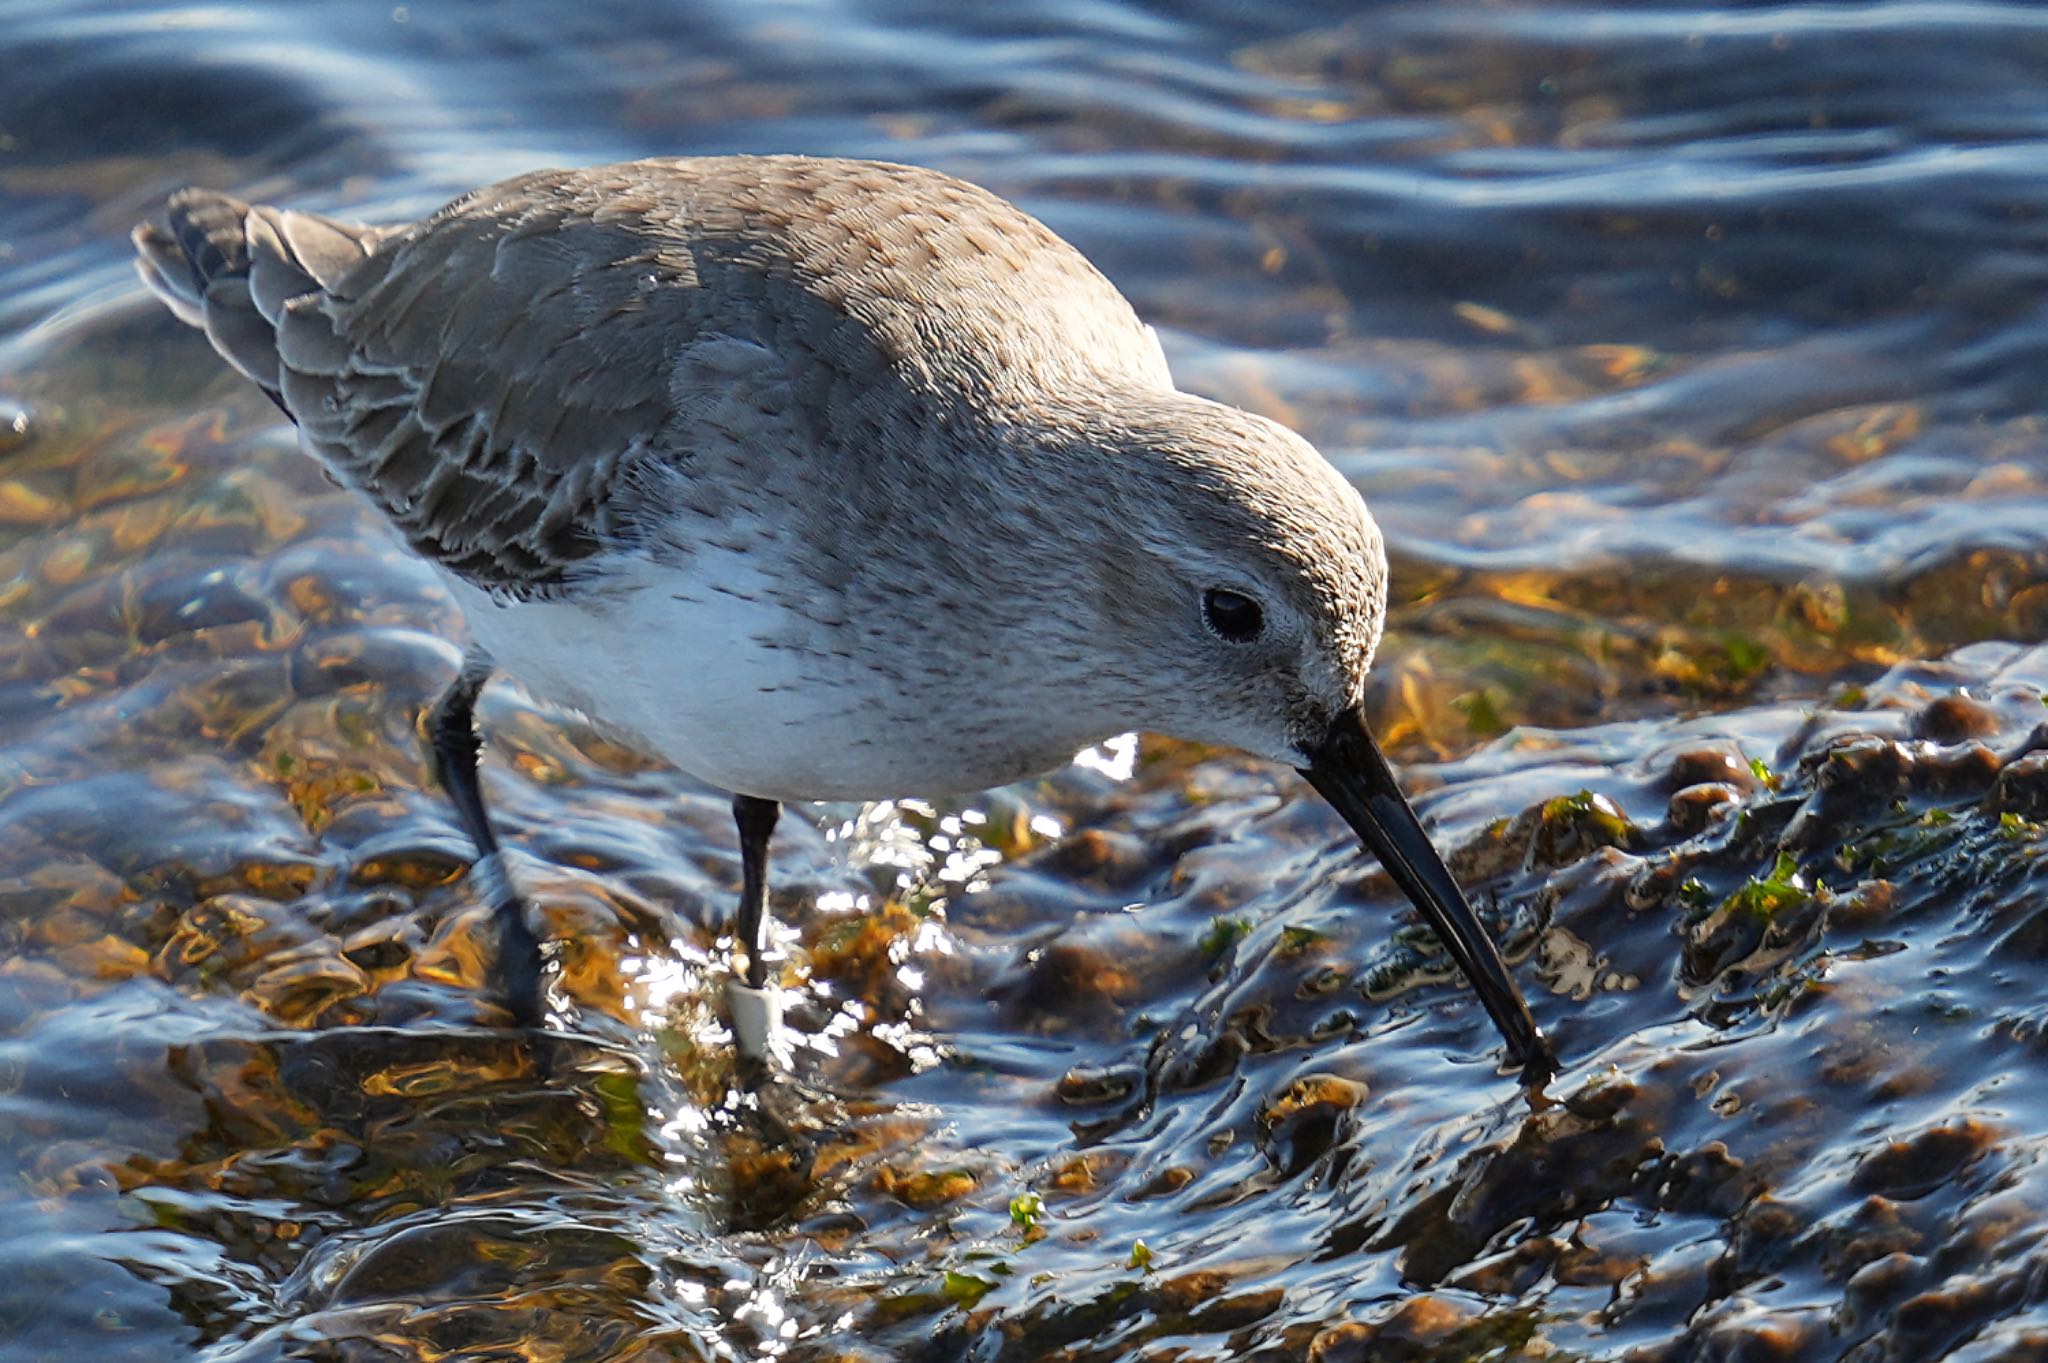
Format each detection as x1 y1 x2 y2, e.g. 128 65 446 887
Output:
4 2 2048 1359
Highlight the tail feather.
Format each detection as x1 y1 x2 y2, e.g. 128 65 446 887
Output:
169 189 253 295
131 189 386 405
245 206 380 316
132 222 213 329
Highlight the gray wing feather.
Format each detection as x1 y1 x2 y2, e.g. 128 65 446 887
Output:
133 190 386 397
277 182 690 588
135 179 666 591
137 156 1175 597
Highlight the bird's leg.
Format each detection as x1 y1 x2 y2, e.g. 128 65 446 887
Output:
728 793 782 1059
426 651 544 1028
732 794 781 988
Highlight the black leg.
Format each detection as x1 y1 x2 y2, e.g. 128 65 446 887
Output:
732 794 781 989
427 652 544 1027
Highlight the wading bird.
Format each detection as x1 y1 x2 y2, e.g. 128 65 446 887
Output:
135 157 1550 1071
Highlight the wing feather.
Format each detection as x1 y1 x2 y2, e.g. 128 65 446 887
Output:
141 156 1176 598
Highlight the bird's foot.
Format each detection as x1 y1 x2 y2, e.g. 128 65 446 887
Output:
727 977 784 1062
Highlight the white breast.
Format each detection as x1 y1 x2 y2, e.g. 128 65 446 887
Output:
437 549 1003 803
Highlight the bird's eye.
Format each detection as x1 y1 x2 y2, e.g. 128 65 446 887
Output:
1202 587 1265 643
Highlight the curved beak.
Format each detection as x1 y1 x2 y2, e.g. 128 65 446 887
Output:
1301 708 1552 1074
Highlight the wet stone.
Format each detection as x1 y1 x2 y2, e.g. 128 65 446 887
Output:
32 573 131 663
1554 1230 1645 1289
1666 746 1762 793
1950 1325 2048 1363
339 922 413 974
869 1153 994 1210
1445 1237 1561 1298
1623 849 1688 910
992 940 1139 1033
1305 1321 1375 1363
1988 750 2048 818
1054 1064 1138 1107
1914 693 2000 742
1680 867 1822 989
1665 781 1745 834
1038 826 1158 887
1339 1295 1475 1362
1129 1164 1195 1200
1850 1119 2002 1200
289 626 459 703
346 840 471 891
1691 1300 1827 1362
1841 1251 1923 1329
1256 1072 1368 1175
1782 736 1914 849
1608 1235 1723 1340
1829 877 1896 930
1892 1281 2004 1357
1811 1195 1924 1280
1046 1150 1125 1196
1722 1197 1807 1284
1185 1284 1285 1332
1149 1267 1231 1315
0 475 66 525
1913 740 2001 794
132 562 272 644
1505 788 1642 868
1564 1074 1638 1121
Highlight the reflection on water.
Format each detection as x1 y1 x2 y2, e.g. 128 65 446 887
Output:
6 1 2048 1359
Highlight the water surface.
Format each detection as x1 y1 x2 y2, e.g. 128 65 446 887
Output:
4 2 2048 1359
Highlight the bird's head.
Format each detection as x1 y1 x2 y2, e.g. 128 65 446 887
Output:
1035 390 1550 1071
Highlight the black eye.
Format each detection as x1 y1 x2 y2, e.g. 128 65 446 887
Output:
1202 588 1265 643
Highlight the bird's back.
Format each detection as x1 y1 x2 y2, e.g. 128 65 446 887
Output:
134 156 1174 595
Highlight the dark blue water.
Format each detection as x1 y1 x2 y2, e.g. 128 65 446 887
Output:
5 3 2048 1359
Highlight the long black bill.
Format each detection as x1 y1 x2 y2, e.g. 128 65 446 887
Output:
1301 708 1552 1073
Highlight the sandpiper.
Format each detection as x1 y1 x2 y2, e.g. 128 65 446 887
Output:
133 156 1550 1071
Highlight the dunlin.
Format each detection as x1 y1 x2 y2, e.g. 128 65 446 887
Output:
133 156 1550 1070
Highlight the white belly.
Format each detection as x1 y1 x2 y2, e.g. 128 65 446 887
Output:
436 553 1082 803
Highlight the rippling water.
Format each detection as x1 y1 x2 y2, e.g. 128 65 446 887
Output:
5 2 2048 1360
